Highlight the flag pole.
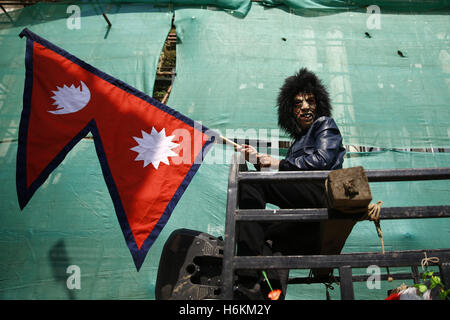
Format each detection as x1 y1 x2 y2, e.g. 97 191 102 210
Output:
220 135 240 148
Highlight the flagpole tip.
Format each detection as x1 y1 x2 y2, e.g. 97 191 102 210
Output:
19 28 30 39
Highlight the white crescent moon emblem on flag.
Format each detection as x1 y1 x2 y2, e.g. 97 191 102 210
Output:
48 81 91 115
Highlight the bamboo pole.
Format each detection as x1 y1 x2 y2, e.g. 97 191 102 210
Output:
219 135 240 148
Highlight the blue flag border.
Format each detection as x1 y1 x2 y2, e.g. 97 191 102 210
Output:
17 28 216 271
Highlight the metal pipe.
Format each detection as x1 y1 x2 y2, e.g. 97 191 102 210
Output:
238 167 450 183
235 206 450 222
233 249 450 270
102 12 111 27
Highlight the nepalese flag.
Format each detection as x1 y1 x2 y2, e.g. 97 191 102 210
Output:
17 28 216 271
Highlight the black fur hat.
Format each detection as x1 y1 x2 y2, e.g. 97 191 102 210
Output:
277 68 332 139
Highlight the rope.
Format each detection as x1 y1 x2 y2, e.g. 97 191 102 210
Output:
421 252 440 271
364 200 393 281
307 269 337 300
324 178 392 281
366 201 385 254
367 200 383 222
325 283 334 300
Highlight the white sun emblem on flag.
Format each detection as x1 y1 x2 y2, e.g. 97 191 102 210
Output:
130 127 179 169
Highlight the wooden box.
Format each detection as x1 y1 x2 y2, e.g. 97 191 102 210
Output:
326 166 372 213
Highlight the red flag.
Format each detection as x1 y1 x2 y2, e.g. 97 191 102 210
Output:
17 28 216 271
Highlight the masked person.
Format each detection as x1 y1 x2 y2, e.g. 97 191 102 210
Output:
235 68 351 300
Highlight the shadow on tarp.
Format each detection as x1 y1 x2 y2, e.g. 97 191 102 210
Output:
48 239 76 299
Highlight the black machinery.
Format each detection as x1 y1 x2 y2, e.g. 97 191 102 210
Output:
155 228 224 300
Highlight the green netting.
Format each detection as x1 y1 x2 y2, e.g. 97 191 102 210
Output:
80 0 252 16
170 4 450 148
261 0 450 12
0 2 449 300
0 141 229 299
0 2 173 134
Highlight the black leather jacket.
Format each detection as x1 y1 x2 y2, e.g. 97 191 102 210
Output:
278 116 346 171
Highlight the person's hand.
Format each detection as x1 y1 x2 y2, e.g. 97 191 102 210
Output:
257 154 280 169
236 144 280 169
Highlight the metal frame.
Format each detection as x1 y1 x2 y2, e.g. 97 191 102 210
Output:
221 153 450 299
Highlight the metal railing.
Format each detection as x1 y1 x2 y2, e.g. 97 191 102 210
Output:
221 153 450 299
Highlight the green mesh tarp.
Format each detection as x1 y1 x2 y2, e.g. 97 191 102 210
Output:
169 5 450 299
170 4 450 148
117 0 253 16
261 0 450 11
0 2 173 299
0 2 449 300
0 2 173 133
